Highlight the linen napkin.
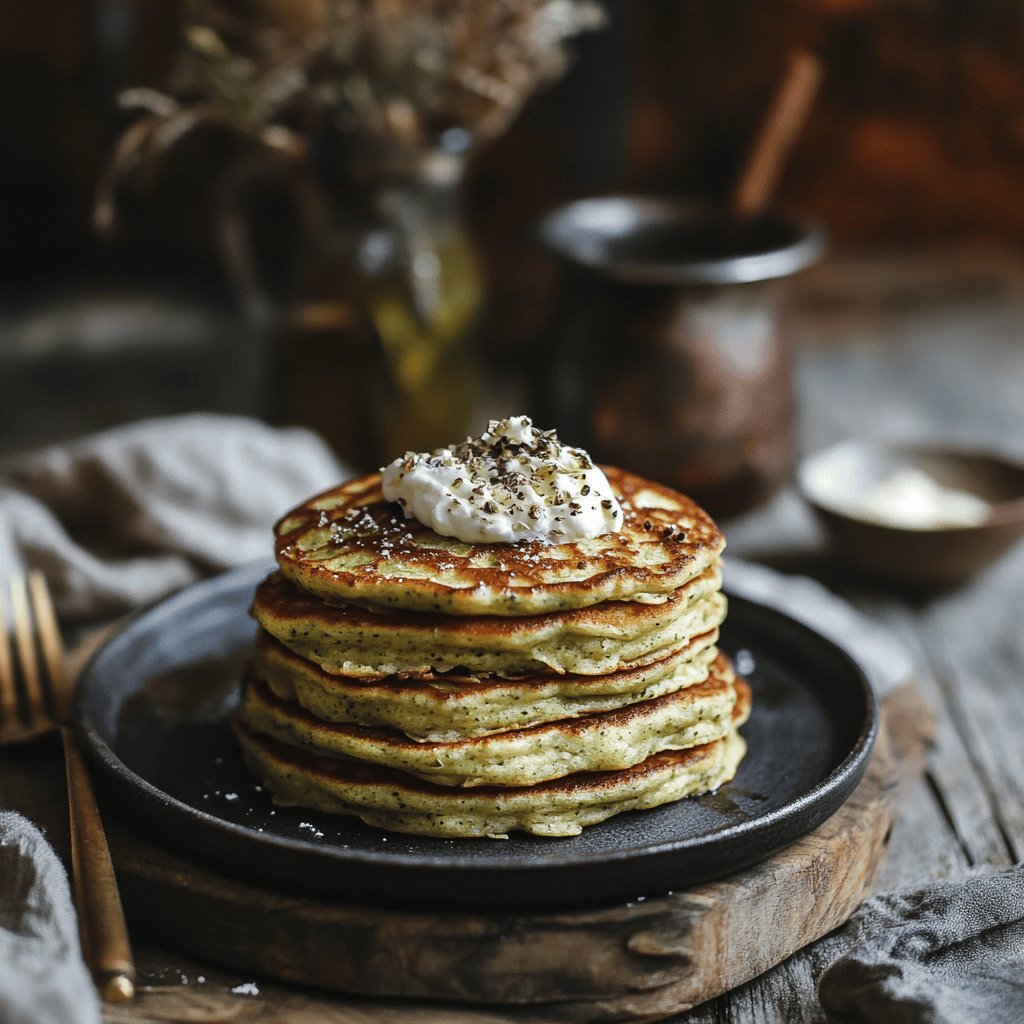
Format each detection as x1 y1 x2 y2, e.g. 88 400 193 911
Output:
0 812 100 1024
818 865 1024 1024
0 413 344 621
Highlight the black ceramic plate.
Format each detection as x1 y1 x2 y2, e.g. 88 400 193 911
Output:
77 563 877 911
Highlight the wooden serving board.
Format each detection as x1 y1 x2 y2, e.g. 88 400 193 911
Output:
94 683 930 1024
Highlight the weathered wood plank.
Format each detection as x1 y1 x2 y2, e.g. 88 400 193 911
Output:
883 606 1014 869
874 774 970 891
909 550 1024 863
722 958 825 1024
793 250 1024 462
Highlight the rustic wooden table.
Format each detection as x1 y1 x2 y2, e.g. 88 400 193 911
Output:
2 248 1022 1023
690 246 1024 1022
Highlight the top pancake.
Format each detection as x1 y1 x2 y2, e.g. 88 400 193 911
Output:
274 466 725 616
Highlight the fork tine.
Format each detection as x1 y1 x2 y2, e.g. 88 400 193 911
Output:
9 573 49 729
28 571 71 721
0 592 19 726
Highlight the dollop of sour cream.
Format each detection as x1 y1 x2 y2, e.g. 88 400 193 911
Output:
381 416 623 543
854 467 991 529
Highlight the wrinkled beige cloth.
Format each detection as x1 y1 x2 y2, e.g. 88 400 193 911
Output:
0 415 344 621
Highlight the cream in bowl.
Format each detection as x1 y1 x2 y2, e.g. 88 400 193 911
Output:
797 440 1024 586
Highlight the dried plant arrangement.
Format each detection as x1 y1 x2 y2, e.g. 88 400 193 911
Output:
179 0 605 142
96 0 605 232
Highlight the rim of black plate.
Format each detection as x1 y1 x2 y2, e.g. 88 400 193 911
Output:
76 561 879 875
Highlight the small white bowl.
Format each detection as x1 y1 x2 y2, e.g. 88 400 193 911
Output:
797 440 1024 586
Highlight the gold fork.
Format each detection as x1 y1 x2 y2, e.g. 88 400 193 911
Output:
0 572 136 1003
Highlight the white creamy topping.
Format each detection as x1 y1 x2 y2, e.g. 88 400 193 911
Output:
381 416 623 543
854 467 991 529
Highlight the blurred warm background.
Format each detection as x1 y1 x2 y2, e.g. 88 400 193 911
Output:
4 0 1024 509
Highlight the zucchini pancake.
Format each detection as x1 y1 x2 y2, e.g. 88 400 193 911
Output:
236 416 750 838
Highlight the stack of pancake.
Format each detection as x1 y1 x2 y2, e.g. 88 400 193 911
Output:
235 467 750 838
